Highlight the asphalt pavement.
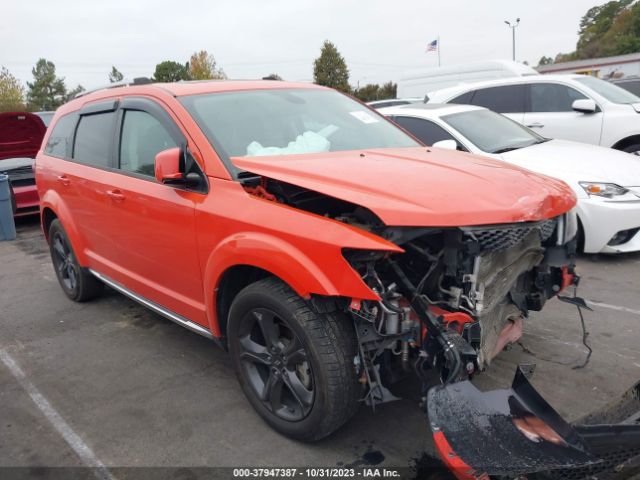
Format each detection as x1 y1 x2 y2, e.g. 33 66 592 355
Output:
1 217 638 478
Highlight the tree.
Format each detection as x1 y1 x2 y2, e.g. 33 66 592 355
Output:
539 0 640 65
353 84 380 102
153 61 190 82
263 73 282 80
353 81 396 102
188 51 226 80
26 58 67 111
378 81 397 100
0 66 25 112
109 66 124 83
65 85 85 102
537 56 554 66
313 40 350 93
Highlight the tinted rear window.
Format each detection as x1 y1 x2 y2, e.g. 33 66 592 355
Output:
73 112 115 167
529 83 587 112
469 85 525 113
449 91 473 104
44 114 77 159
393 116 456 146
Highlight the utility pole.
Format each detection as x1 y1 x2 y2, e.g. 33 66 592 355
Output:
504 18 520 61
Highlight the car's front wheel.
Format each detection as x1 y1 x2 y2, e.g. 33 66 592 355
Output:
48 219 103 302
228 277 360 441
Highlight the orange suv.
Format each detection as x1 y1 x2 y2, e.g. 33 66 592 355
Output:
38 80 614 474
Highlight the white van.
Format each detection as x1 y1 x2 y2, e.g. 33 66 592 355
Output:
398 60 538 98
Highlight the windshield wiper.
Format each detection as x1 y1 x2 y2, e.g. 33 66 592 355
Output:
491 146 521 154
492 139 549 154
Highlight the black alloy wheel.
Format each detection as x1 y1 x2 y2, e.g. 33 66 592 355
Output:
228 277 361 441
237 307 314 421
51 230 79 293
48 219 103 302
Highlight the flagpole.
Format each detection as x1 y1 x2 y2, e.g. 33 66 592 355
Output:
438 35 441 67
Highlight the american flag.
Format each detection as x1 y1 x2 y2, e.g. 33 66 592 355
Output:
427 39 438 52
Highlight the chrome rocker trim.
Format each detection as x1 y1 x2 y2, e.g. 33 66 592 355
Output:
89 269 214 339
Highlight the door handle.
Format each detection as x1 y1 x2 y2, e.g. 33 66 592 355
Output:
526 122 545 128
57 175 70 186
106 189 125 202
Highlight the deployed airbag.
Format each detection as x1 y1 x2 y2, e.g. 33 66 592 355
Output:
246 129 333 157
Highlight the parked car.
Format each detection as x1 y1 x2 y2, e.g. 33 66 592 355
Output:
426 74 640 154
0 111 45 216
610 75 640 97
366 98 423 109
381 103 640 254
37 80 630 475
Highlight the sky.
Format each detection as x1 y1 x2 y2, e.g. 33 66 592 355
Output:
3 0 599 90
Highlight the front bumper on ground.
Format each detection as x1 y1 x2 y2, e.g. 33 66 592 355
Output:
427 366 640 478
576 196 640 253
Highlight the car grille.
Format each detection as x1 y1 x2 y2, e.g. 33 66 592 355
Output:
462 218 557 252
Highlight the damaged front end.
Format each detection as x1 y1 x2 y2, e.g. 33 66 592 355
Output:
342 215 640 477
240 173 638 477
343 210 579 390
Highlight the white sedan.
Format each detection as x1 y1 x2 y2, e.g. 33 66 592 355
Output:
380 103 640 254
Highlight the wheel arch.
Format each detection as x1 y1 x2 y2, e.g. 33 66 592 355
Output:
611 134 640 151
41 206 57 241
39 192 89 265
215 264 273 341
203 232 380 338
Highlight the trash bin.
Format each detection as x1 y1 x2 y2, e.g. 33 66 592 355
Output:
0 174 17 241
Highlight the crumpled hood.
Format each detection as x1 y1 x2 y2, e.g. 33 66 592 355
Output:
231 147 576 227
0 112 46 161
501 139 640 188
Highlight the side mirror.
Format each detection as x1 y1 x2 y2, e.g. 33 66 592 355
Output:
155 147 183 184
432 139 458 150
572 99 597 114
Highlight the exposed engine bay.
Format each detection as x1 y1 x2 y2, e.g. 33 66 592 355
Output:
243 175 640 477
244 176 578 396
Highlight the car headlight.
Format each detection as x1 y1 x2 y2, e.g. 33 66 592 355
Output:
556 209 578 245
579 182 628 198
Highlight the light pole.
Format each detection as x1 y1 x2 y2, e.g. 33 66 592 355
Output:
504 18 520 61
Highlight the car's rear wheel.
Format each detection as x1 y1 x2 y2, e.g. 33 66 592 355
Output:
48 219 102 302
228 277 360 441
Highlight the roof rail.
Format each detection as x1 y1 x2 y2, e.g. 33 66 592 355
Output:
74 77 153 99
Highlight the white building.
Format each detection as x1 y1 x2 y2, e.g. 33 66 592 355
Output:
536 52 640 80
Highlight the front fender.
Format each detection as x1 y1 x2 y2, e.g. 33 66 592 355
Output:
203 231 392 337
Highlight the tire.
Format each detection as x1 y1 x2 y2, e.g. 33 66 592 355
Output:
228 277 360 441
48 219 103 302
622 144 640 155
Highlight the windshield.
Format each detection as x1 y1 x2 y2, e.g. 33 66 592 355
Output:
575 76 640 104
442 109 545 154
179 88 419 170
